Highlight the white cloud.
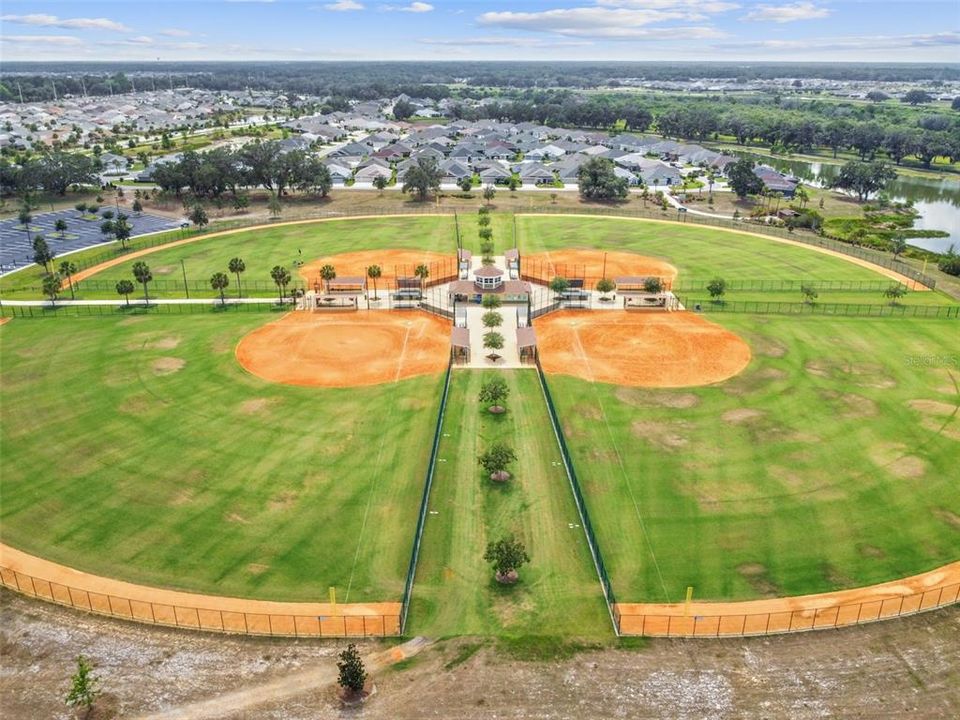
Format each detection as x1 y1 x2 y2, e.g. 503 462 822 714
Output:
129 36 154 44
324 0 364 10
419 36 593 48
401 2 434 11
475 1 739 39
0 34 84 46
0 13 131 32
159 28 192 37
743 2 830 23
718 31 960 51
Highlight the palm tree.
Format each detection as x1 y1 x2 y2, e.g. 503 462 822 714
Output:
210 271 229 305
132 261 152 304
414 263 429 293
42 272 61 306
228 257 246 297
366 264 382 301
59 260 78 300
116 279 135 306
319 264 336 293
271 265 291 303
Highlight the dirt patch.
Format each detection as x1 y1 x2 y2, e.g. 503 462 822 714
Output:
614 387 701 409
537 311 751 388
523 249 678 287
868 443 927 480
235 311 449 388
908 399 958 417
224 512 249 525
859 544 887 559
573 403 604 421
268 491 298 511
0 317 10 326
737 563 780 597
240 397 276 415
632 420 691 450
169 488 195 507
151 357 185 376
934 508 960 530
298 249 454 289
722 408 765 424
747 335 788 359
246 563 270 576
821 390 879 419
805 359 896 389
147 335 181 350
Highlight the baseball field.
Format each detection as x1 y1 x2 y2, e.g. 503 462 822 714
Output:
1 213 957 637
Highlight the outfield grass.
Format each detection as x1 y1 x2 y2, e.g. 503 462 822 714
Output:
410 370 611 639
549 315 960 603
5 215 955 308
0 313 444 602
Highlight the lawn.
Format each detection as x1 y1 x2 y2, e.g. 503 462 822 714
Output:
0 313 445 603
410 369 611 639
548 315 960 603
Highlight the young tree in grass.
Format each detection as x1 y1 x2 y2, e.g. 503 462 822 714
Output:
458 176 473 194
549 276 570 298
801 283 819 304
507 175 520 192
373 175 388 195
890 234 908 261
337 644 367 696
190 204 209 230
643 277 664 294
271 265 291 303
478 376 510 414
204 270 228 305
883 284 908 305
32 235 55 272
414 263 429 292
596 277 615 300
59 260 78 300
42 272 61 305
65 655 100 717
478 442 517 482
484 535 530 583
114 215 132 249
481 293 502 310
55 218 68 237
132 261 153 303
366 264 382 301
116 279 135 306
228 257 246 297
483 184 496 205
268 194 282 219
707 277 727 303
482 310 503 329
478 213 491 228
319 264 336 293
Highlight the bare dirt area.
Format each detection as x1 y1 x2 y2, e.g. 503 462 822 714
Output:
235 311 450 388
536 310 752 388
523 249 678 287
298 249 454 289
3 590 958 720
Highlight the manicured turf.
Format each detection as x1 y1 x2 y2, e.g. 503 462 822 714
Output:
410 369 611 639
548 315 960 603
4 215 955 308
0 313 444 602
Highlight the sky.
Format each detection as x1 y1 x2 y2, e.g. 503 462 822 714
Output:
0 0 957 63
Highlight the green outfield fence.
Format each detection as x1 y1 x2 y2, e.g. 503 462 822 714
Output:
679 298 960 318
0 302 291 318
534 356 619 634
400 357 454 633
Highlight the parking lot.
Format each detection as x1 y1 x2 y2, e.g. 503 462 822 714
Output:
1 209 180 274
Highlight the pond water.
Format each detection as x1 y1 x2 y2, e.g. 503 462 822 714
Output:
738 153 960 254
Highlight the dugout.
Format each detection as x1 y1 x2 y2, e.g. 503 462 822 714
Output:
451 326 471 364
516 326 538 364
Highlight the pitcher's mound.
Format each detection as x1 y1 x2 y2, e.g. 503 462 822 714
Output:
537 311 751 387
236 311 450 388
